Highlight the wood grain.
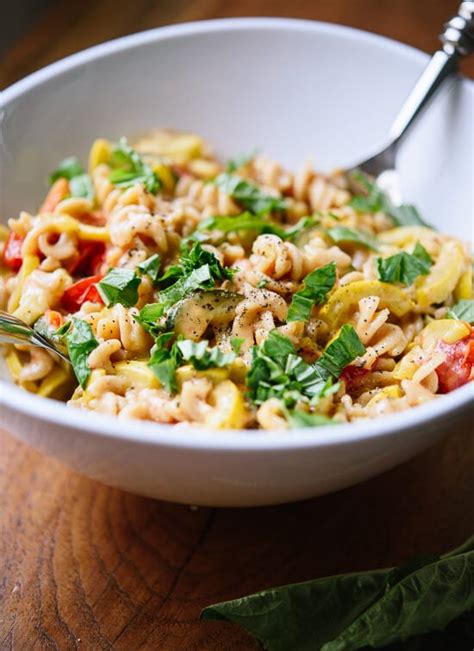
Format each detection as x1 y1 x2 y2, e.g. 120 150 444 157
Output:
1 1 474 648
1 427 473 649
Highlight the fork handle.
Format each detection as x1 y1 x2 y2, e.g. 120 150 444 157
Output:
388 1 474 147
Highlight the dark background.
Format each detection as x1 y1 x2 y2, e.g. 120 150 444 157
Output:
2 0 473 88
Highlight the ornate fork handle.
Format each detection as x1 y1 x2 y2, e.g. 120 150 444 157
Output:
389 1 474 148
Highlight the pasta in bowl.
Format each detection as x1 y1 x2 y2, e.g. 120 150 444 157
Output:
2 130 472 430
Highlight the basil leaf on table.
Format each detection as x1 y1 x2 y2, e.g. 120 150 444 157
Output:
287 262 336 322
98 268 141 307
213 173 287 215
65 318 99 388
202 536 474 651
447 299 474 324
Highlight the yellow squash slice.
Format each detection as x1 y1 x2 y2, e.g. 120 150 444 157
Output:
319 280 414 329
206 380 248 429
416 241 465 309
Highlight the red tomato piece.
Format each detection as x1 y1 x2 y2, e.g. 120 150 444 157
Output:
44 309 64 330
68 240 106 276
435 329 474 393
3 232 24 271
61 275 104 312
340 365 369 393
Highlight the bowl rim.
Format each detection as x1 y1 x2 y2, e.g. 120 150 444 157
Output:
1 17 473 450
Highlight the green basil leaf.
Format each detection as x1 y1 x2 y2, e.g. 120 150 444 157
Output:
226 150 257 173
194 213 315 243
177 339 236 370
69 173 94 202
159 264 213 306
48 156 84 184
65 318 98 388
327 226 379 251
285 409 335 428
137 254 161 285
109 137 161 194
247 331 334 408
160 242 234 285
202 568 392 651
137 303 166 336
97 268 141 307
377 241 433 286
323 550 474 651
231 337 245 354
147 332 179 393
447 299 474 324
349 171 432 228
197 212 286 238
314 324 365 379
214 173 287 215
389 204 428 228
202 536 474 651
287 263 336 322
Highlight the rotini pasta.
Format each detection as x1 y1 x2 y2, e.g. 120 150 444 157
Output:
1 130 472 429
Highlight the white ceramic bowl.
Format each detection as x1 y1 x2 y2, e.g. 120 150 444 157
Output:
1 18 473 506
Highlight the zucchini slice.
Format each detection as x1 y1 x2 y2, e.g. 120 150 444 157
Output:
166 290 243 340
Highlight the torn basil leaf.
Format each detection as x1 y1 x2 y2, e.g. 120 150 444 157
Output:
285 409 335 428
109 137 161 194
137 254 161 285
98 268 141 308
65 318 99 389
314 324 366 379
214 173 287 215
69 173 94 202
48 156 84 184
247 331 334 408
349 171 432 228
327 226 379 251
160 242 234 286
377 241 433 286
195 213 314 242
447 299 474 324
147 332 179 393
177 339 236 370
226 150 257 173
287 263 336 322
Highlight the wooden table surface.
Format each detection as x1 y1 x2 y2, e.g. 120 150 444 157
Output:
1 1 473 649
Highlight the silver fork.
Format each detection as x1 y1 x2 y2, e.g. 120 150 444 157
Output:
0 310 71 363
347 1 474 201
